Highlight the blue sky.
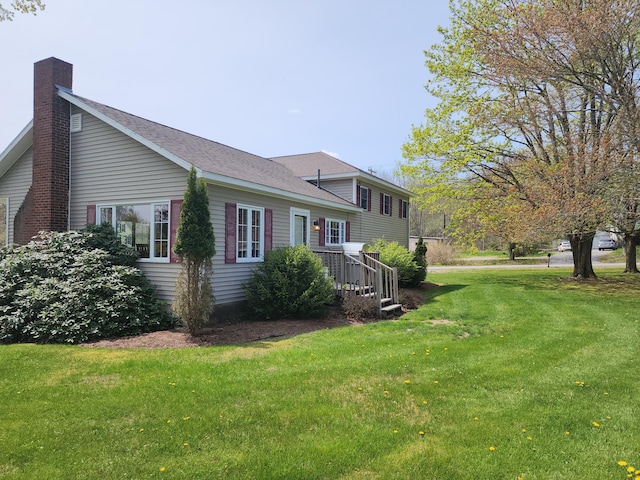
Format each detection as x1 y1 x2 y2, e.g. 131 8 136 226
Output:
0 0 451 176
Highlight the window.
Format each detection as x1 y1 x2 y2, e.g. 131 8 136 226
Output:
325 218 345 245
0 198 7 247
400 200 408 219
98 202 170 261
237 205 264 261
290 208 310 246
359 186 369 210
381 193 391 215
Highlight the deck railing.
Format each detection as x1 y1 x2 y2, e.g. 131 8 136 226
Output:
314 250 398 315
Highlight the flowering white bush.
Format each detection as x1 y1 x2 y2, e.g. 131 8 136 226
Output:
0 227 176 344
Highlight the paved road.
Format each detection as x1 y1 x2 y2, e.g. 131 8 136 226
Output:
429 249 626 272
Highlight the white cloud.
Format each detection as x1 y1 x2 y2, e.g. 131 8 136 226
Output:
287 108 301 114
321 150 341 159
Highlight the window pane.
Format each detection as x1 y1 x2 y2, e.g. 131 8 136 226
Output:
294 215 307 245
238 208 248 258
116 205 151 258
251 210 261 258
153 204 169 258
99 207 113 225
360 187 368 210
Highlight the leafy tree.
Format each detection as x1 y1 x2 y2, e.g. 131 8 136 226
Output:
401 0 640 278
0 0 44 21
172 167 216 334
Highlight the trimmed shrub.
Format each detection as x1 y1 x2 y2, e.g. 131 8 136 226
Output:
0 229 176 344
412 236 428 285
244 245 335 320
368 239 421 287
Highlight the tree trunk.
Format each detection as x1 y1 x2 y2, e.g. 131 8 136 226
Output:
570 233 596 279
622 234 639 274
509 242 516 261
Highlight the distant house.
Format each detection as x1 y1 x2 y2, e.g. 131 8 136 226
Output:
0 57 411 307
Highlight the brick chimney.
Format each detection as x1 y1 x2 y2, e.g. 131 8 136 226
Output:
14 58 73 244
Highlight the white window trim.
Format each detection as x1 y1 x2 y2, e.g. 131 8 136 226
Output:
97 201 171 263
236 204 264 263
325 218 346 246
359 186 369 210
290 207 310 247
382 193 391 216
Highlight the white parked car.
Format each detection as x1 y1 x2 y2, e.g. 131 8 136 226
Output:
558 241 572 252
597 239 617 251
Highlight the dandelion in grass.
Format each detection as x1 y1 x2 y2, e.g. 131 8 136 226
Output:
473 417 479 421
489 446 496 451
628 466 635 474
565 431 570 435
160 467 166 472
167 419 172 424
527 436 532 441
404 380 411 384
419 431 425 436
592 421 600 427
393 429 398 434
183 442 189 447
182 416 190 421
618 461 628 467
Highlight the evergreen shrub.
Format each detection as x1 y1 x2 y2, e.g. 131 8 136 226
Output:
368 239 421 287
0 228 176 344
244 245 335 320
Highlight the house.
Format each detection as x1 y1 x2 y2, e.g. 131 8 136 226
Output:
0 57 412 308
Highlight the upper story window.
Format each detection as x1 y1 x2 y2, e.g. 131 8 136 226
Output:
98 202 169 261
381 193 392 216
359 186 369 210
325 218 345 245
400 200 408 219
237 204 264 262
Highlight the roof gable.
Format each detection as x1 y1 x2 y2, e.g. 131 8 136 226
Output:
57 91 359 211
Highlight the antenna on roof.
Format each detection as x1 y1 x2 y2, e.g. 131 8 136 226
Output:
317 169 321 188
368 166 376 175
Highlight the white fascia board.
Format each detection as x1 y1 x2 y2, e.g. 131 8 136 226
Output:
57 90 202 176
300 170 413 197
0 121 33 178
200 171 361 213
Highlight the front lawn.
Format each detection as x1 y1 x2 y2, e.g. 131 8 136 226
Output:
1 268 639 479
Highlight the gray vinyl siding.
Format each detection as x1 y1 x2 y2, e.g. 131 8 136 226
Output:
210 185 353 304
353 180 409 247
69 108 187 304
0 148 33 244
317 179 353 202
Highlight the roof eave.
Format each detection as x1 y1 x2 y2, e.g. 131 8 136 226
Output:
301 171 414 197
0 121 34 178
200 171 361 212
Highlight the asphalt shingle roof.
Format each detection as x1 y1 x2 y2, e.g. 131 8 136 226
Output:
68 94 357 209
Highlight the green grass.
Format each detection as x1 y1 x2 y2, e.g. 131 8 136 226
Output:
2 268 640 479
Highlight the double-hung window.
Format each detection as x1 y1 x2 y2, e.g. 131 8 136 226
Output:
325 218 345 245
400 200 408 219
237 204 264 261
98 202 169 261
382 194 391 215
359 186 369 210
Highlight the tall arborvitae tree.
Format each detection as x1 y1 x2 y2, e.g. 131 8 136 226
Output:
173 167 216 335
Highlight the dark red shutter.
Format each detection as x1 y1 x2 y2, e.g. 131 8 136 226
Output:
225 203 236 264
319 217 326 247
356 185 361 206
170 199 182 263
264 208 273 252
345 221 350 242
368 189 372 211
86 205 96 225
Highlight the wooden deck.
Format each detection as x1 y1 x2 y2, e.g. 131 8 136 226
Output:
314 250 401 316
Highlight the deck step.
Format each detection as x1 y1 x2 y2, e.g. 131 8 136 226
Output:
380 303 402 313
